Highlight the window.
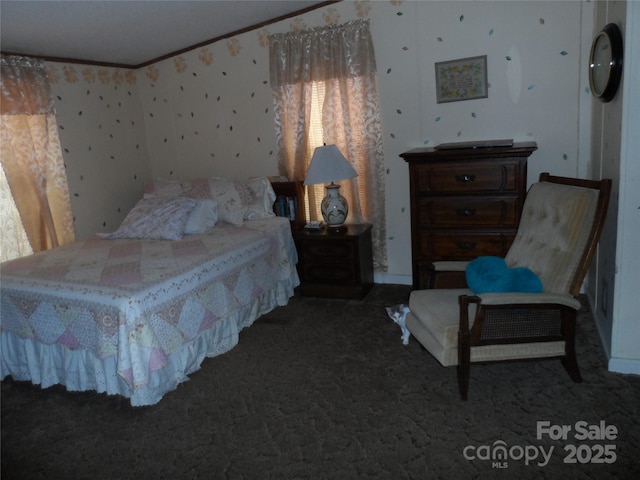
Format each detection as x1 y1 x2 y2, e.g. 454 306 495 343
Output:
1 56 75 261
0 161 33 261
305 81 326 223
269 20 387 270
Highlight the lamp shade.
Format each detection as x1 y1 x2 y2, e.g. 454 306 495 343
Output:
304 145 358 228
303 145 357 186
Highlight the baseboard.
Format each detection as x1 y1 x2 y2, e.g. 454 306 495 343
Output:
608 357 640 376
586 292 640 376
374 272 412 285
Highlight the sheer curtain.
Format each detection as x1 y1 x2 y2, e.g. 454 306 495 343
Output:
1 55 75 261
269 19 387 271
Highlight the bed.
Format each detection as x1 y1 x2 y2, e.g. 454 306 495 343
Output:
0 177 300 406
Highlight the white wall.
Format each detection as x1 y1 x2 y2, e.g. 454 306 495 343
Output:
589 0 640 375
47 65 151 240
612 2 640 374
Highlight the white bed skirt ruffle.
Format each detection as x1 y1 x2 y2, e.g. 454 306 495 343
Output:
1 278 296 406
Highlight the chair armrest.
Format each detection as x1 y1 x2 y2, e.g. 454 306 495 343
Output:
476 292 581 310
432 261 469 272
423 261 469 289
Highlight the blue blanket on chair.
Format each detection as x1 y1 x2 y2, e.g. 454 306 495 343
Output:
465 256 543 294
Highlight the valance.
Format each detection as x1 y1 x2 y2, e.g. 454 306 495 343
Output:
1 55 55 115
269 19 376 88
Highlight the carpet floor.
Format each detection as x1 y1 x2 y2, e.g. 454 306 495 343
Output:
2 284 639 479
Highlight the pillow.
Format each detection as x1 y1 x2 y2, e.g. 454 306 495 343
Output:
143 178 188 198
98 196 197 241
184 199 218 234
243 177 277 220
465 256 543 294
510 266 544 293
186 177 246 226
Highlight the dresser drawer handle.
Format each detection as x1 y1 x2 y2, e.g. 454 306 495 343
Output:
456 208 476 217
455 174 476 183
457 241 477 250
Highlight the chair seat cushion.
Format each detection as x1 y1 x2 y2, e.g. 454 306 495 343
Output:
465 256 543 294
407 288 568 367
408 288 473 366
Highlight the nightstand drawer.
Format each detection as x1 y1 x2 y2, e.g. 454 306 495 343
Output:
300 263 357 284
417 231 514 260
416 196 520 228
299 241 355 261
415 162 520 194
292 224 373 299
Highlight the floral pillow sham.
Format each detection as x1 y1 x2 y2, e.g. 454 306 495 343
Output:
244 177 277 220
143 176 277 226
184 199 219 234
99 196 197 241
187 177 246 226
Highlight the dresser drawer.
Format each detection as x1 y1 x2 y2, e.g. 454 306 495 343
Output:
416 196 520 228
417 231 514 260
415 162 520 194
402 143 535 289
298 240 355 261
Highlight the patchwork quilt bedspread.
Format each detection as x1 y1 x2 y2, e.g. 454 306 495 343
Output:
1 217 298 397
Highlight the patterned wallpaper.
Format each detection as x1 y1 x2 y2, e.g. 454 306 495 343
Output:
135 4 364 182
47 63 150 241
48 0 590 282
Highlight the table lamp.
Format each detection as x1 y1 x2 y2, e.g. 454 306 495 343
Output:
303 145 358 229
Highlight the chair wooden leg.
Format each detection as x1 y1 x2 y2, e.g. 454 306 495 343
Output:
458 332 471 400
561 309 583 383
457 295 475 401
457 363 470 401
562 355 582 383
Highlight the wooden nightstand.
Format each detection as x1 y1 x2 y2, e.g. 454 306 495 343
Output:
293 224 374 299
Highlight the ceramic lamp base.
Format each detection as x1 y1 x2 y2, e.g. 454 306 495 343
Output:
321 183 348 227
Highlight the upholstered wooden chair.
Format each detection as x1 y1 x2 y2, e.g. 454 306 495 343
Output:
406 173 611 400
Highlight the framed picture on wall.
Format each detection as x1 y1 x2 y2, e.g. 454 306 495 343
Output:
435 55 488 103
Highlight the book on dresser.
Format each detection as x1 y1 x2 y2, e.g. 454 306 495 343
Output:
400 141 537 290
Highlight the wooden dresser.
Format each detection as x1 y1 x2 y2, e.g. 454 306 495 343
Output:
400 142 537 289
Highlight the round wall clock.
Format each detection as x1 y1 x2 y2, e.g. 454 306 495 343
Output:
589 23 623 102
